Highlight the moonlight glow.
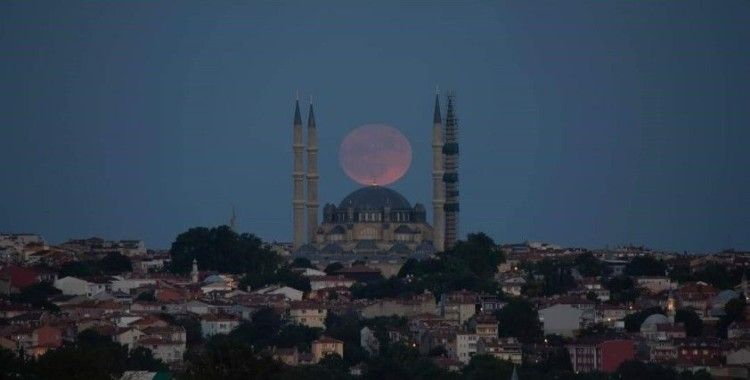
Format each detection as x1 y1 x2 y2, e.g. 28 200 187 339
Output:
338 124 412 186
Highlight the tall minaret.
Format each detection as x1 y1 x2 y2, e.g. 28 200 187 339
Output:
443 92 460 249
191 258 199 284
432 91 446 252
306 97 319 243
292 96 305 249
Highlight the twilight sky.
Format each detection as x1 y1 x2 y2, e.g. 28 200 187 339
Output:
1 1 748 252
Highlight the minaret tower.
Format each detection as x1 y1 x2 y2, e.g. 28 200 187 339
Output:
191 258 199 284
443 92 460 249
306 97 319 243
666 290 676 324
292 96 305 249
432 90 446 252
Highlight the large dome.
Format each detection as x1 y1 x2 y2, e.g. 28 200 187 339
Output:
339 186 412 210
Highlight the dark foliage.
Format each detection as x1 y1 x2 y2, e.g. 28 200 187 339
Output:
624 256 667 277
169 225 282 275
495 298 542 339
675 308 703 337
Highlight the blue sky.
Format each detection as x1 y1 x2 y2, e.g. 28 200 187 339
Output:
1 1 748 252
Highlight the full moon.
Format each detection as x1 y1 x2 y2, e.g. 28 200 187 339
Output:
339 124 412 186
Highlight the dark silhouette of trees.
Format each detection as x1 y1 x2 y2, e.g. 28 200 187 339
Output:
624 256 666 277
675 308 703 337
495 299 542 339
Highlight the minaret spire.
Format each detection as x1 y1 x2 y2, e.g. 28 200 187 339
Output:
443 91 460 249
306 98 319 243
292 97 305 249
432 90 446 252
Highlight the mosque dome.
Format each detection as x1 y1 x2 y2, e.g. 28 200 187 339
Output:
339 186 412 210
640 313 669 331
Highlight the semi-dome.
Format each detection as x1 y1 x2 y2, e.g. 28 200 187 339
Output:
339 186 412 210
640 313 669 331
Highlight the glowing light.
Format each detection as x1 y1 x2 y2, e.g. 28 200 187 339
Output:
339 124 412 186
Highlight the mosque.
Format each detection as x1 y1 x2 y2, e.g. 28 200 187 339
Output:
290 92 461 269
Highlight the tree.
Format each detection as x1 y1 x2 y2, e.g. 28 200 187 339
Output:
605 275 639 304
325 312 368 365
574 252 612 277
274 324 322 351
229 308 282 350
495 299 542 338
12 282 61 311
59 261 98 278
325 262 344 275
32 330 166 380
615 360 679 380
675 308 703 337
99 252 132 275
292 257 315 269
241 265 311 292
624 256 667 277
461 355 514 380
448 233 504 279
717 296 747 337
169 225 282 275
181 339 283 380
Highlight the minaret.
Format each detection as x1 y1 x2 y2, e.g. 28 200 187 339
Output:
666 290 676 324
432 91 446 252
306 97 319 243
443 92 460 249
229 205 237 231
742 272 748 302
292 96 305 249
191 258 199 284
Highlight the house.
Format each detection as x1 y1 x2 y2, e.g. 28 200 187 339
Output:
53 276 106 297
134 336 185 365
476 337 522 365
468 313 498 339
111 278 156 294
539 304 583 337
636 277 677 294
333 265 382 283
114 327 145 349
454 332 479 364
200 314 241 338
439 290 478 324
311 336 344 363
360 291 436 319
308 275 355 291
501 276 526 296
727 320 750 339
567 339 635 373
726 348 750 366
253 285 304 301
287 301 327 329
0 265 39 294
675 282 717 317
272 347 300 366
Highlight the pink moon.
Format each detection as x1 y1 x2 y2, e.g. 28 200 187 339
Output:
339 124 412 186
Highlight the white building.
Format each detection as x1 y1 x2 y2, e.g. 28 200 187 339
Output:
287 302 327 329
53 276 106 297
455 332 479 364
539 304 583 337
253 285 304 301
200 314 241 338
